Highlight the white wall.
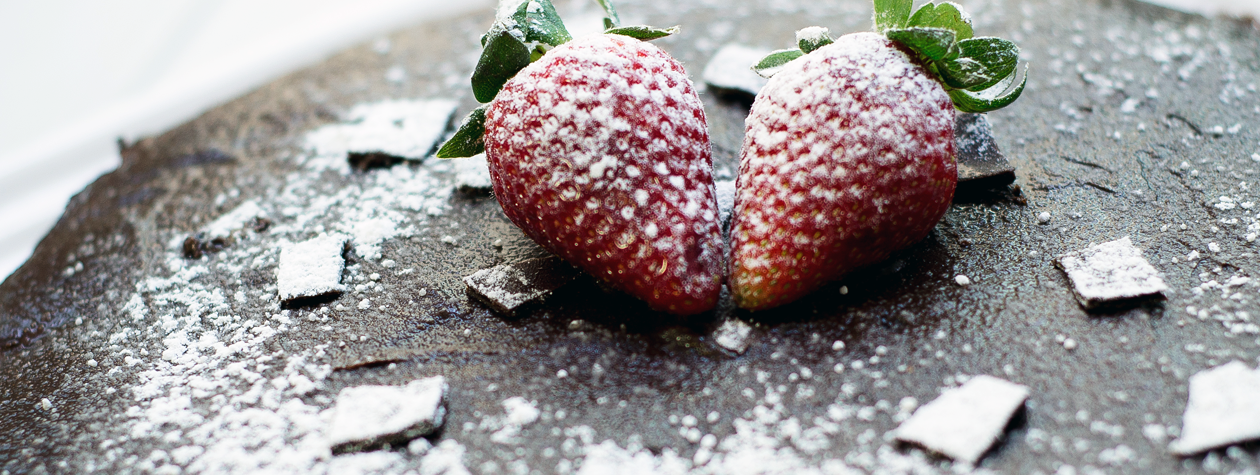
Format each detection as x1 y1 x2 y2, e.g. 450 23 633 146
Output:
1139 0 1260 19
0 0 492 281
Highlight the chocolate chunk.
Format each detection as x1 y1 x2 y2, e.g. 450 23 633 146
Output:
712 318 754 355
894 375 1030 464
1056 237 1168 310
464 256 579 316
277 234 349 306
1170 361 1260 455
955 113 1016 190
453 153 493 195
326 376 448 454
181 236 203 260
347 152 405 171
702 44 771 99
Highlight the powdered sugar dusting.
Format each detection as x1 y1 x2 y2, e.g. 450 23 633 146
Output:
95 97 471 472
463 257 579 315
484 34 722 314
795 27 831 46
576 440 689 475
729 32 956 309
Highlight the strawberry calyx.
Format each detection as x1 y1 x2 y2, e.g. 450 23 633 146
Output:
751 0 1026 114
437 0 679 158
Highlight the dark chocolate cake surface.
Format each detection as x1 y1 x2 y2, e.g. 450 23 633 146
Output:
3 0 1260 473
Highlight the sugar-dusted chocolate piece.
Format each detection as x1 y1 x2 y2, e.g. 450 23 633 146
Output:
453 153 492 194
712 318 753 355
326 376 448 454
305 99 458 169
277 234 348 305
203 200 266 240
895 375 1030 464
182 200 269 259
1169 361 1260 455
464 256 579 316
702 44 771 98
1056 237 1168 309
955 113 1016 190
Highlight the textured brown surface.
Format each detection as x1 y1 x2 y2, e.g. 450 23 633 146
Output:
3 0 1260 473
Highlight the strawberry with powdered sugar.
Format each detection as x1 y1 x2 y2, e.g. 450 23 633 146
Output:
439 0 723 315
729 0 1027 310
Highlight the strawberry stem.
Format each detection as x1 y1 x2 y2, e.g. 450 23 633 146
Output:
876 0 1026 113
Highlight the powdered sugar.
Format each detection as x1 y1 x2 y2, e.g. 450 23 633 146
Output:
489 397 542 444
463 257 579 315
502 396 540 426
795 27 831 47
93 95 470 472
576 441 689 475
453 153 493 192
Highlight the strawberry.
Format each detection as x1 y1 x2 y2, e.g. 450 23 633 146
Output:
728 0 1027 310
438 0 723 314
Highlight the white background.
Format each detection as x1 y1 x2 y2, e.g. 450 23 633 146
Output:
0 0 1256 281
0 0 491 281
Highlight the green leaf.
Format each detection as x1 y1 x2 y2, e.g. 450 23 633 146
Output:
594 0 621 28
795 27 833 54
511 0 572 48
936 56 992 89
471 28 532 103
436 107 488 158
908 2 973 41
948 64 1027 113
753 48 804 78
956 37 1019 91
885 27 956 61
873 0 913 32
604 25 679 41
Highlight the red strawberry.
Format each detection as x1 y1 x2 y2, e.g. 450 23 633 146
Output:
729 0 1026 310
438 0 723 314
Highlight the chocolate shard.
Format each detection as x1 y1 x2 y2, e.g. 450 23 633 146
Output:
1169 361 1260 455
702 44 771 99
955 113 1016 190
326 376 448 454
1056 236 1168 310
894 375 1030 464
464 256 579 316
453 153 493 195
711 318 754 355
277 234 349 306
